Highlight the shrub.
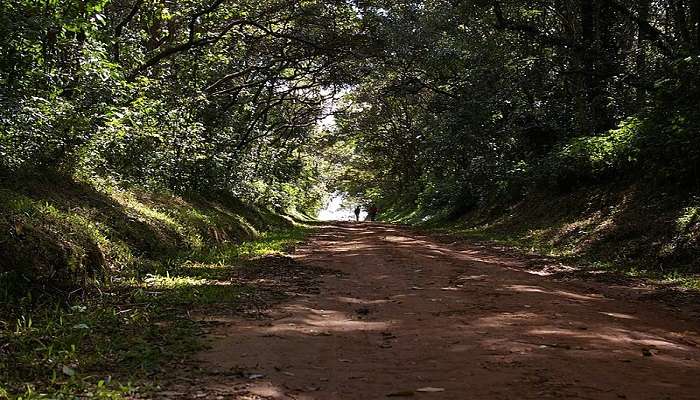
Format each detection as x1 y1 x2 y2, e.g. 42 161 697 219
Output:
541 118 641 189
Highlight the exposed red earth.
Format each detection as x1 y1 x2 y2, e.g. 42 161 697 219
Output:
160 222 700 399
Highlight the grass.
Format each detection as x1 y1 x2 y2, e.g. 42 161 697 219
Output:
1 300 191 399
431 223 700 291
397 183 700 292
0 225 312 399
0 175 315 399
435 225 572 257
188 228 311 264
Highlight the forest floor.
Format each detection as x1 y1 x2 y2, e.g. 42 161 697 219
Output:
157 222 700 400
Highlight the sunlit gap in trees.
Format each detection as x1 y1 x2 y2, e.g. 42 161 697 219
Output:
314 86 357 222
318 86 351 129
318 192 367 221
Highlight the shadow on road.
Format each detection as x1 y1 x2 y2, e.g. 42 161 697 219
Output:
159 222 700 400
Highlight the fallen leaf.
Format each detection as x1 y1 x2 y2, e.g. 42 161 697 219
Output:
416 387 445 393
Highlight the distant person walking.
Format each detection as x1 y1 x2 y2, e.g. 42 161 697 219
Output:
354 205 361 222
368 204 379 221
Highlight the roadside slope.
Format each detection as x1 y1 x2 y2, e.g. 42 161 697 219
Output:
0 175 309 398
0 175 294 298
397 183 700 287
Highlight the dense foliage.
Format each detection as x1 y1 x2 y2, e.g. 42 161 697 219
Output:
2 0 700 259
0 0 367 213
331 1 700 219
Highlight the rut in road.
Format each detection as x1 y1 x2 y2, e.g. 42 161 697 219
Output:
165 223 700 399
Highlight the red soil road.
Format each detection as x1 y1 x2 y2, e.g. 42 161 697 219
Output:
191 222 700 399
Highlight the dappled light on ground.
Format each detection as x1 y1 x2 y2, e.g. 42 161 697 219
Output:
160 223 700 400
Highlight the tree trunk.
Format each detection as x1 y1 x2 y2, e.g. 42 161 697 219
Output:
670 0 692 46
578 0 614 134
594 0 615 132
579 0 596 134
636 0 651 107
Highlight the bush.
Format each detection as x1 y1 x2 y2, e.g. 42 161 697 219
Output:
638 56 700 185
540 118 641 189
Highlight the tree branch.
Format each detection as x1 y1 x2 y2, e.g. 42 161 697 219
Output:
607 0 674 56
492 1 577 49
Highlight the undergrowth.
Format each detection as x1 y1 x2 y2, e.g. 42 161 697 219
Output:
0 225 312 399
440 225 697 287
0 176 314 399
364 191 698 292
397 180 700 291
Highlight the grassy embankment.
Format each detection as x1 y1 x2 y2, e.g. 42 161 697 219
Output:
0 175 315 399
384 183 700 290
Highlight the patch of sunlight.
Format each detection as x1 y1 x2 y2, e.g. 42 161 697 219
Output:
246 383 287 399
235 236 296 257
262 304 392 333
661 271 700 290
178 259 229 269
504 285 600 301
335 296 391 305
474 312 542 329
676 206 699 232
143 274 208 289
109 189 204 248
178 207 213 226
318 192 366 221
599 312 637 320
189 228 308 264
233 214 259 236
138 274 247 305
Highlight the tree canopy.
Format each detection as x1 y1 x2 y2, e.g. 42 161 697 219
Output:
2 0 699 216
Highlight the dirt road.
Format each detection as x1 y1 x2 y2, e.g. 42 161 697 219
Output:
180 223 700 399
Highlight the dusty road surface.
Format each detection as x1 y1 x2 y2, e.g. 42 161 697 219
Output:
169 223 700 399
